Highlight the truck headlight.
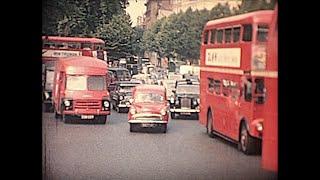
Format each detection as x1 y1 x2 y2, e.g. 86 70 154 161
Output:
170 97 174 103
64 100 71 107
103 100 110 108
130 108 136 114
160 108 167 116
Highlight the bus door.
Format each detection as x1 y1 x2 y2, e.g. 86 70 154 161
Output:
224 79 241 140
211 78 227 135
239 75 254 132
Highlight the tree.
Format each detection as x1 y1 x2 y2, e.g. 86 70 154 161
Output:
42 0 129 36
95 13 134 60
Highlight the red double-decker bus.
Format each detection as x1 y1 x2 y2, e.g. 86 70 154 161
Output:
199 10 275 155
42 36 107 62
261 4 278 172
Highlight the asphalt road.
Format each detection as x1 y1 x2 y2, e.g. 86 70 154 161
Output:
42 110 277 180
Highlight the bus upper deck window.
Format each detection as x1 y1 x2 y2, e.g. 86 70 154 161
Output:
210 29 216 44
217 29 223 43
233 27 240 43
242 24 252 42
225 29 232 43
203 30 209 44
257 25 269 42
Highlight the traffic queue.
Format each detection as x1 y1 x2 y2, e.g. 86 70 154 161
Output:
43 55 200 134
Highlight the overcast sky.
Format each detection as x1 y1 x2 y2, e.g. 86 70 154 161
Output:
125 0 146 27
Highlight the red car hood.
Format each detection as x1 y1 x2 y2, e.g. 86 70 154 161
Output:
65 90 109 100
132 102 167 113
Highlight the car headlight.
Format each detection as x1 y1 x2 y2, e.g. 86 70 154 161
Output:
119 96 124 100
103 100 110 107
64 100 71 107
160 108 167 115
193 99 198 105
170 97 174 103
130 108 136 114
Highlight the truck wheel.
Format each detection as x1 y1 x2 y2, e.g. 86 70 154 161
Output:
54 109 62 120
170 112 176 119
160 124 167 133
97 115 107 124
240 124 257 155
63 114 71 124
207 110 215 138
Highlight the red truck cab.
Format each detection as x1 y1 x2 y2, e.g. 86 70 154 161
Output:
52 56 111 124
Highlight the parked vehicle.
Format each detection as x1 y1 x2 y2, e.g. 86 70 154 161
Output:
52 56 110 124
128 85 169 133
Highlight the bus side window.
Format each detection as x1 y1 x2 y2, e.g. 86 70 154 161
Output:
203 30 209 44
254 78 266 104
242 24 252 42
214 80 221 95
217 29 223 44
233 27 240 43
208 78 214 93
225 28 232 43
222 79 230 96
244 78 252 101
210 29 216 44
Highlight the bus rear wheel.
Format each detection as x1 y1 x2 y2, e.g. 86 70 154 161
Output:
240 124 257 155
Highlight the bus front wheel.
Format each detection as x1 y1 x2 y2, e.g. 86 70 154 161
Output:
240 124 257 155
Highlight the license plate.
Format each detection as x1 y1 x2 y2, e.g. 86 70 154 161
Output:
141 123 155 127
180 112 191 115
81 115 94 119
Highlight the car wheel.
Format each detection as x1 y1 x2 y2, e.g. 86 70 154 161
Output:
240 123 257 155
130 124 138 132
160 124 167 133
207 110 215 138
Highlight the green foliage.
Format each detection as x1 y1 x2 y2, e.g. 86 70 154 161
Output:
95 13 133 60
142 3 232 62
42 0 128 36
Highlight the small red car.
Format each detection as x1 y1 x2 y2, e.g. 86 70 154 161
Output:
128 85 169 133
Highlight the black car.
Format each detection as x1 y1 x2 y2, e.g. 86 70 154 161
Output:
108 67 131 81
170 79 200 119
110 81 141 113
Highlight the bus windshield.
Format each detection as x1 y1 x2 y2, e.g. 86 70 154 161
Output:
66 75 106 91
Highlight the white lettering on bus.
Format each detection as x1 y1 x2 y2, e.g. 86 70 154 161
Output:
205 48 241 68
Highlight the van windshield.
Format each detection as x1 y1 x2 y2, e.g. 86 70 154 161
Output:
66 75 106 91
